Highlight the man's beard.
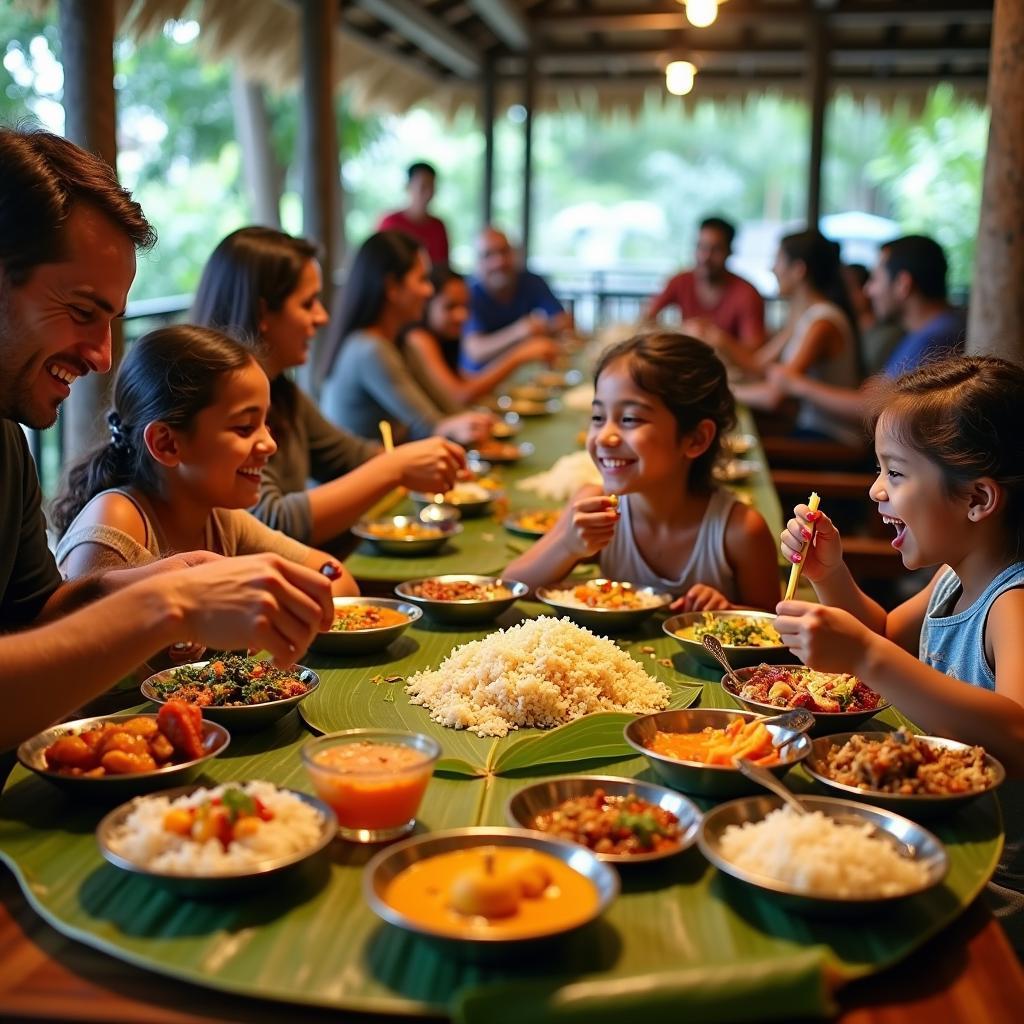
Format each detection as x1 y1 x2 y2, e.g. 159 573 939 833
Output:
0 280 59 429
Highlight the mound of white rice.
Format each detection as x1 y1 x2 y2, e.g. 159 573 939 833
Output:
719 805 931 898
516 450 601 501
405 616 670 737
106 780 326 875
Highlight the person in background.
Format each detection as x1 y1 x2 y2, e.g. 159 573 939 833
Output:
842 262 903 375
377 161 449 268
768 235 965 426
401 265 560 413
506 332 779 611
0 127 333 750
51 327 358 602
318 231 493 444
646 216 765 351
462 226 571 371
191 227 464 547
709 229 862 447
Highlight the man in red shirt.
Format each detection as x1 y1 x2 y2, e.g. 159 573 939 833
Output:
646 216 765 350
377 161 450 268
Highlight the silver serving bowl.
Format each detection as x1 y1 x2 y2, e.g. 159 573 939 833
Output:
141 661 319 732
698 794 949 917
502 509 560 539
96 783 336 897
395 575 528 625
804 731 1005 818
721 432 757 456
721 666 890 736
712 458 760 484
624 708 812 799
506 775 701 863
537 581 673 635
467 441 535 465
496 395 561 417
410 486 504 519
17 713 231 801
664 610 792 669
508 384 560 403
363 826 619 961
352 515 462 556
311 597 422 656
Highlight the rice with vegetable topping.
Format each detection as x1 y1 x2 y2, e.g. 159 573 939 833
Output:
719 805 931 898
405 616 670 737
106 781 326 875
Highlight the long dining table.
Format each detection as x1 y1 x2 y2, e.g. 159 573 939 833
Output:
1 386 1022 1023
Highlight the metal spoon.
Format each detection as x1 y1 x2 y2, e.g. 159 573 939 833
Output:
701 633 746 689
734 757 809 815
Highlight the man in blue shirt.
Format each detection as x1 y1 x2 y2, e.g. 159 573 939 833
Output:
462 227 570 371
768 234 965 425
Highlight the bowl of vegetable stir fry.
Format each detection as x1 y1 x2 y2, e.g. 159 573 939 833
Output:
141 654 319 732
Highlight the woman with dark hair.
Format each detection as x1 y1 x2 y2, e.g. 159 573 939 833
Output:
191 227 464 546
707 229 862 446
400 265 560 412
318 231 492 443
51 325 357 599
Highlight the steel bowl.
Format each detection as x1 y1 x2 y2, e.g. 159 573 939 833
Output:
17 713 231 801
503 508 560 539
311 597 422 656
537 581 673 635
804 731 1005 818
467 441 535 465
352 515 462 556
410 486 504 519
507 384 560 403
721 666 890 736
624 708 812 799
534 369 583 390
96 783 336 897
698 794 949 917
141 661 319 732
489 416 521 440
363 826 619 961
496 395 561 417
664 611 792 669
506 775 701 864
395 575 528 625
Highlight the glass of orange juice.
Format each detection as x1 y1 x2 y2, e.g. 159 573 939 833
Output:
301 729 441 842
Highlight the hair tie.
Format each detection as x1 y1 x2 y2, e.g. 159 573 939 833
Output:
106 410 132 454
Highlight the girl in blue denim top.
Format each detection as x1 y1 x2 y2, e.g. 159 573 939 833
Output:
775 356 1024 904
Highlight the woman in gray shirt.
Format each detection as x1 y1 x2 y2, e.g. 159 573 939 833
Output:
192 227 466 546
317 231 492 446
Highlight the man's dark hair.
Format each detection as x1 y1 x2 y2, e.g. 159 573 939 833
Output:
0 126 155 284
407 161 437 183
699 216 736 248
881 235 948 302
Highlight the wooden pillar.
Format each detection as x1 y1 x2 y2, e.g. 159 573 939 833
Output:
231 71 283 228
521 53 535 259
967 0 1024 364
805 10 827 228
299 0 342 395
58 0 119 458
481 57 496 228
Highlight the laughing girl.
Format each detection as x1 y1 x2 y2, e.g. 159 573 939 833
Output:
505 332 779 611
51 325 358 597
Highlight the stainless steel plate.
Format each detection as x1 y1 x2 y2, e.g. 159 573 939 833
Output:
311 597 422 656
537 581 673 635
394 575 528 625
352 515 462 556
664 610 792 668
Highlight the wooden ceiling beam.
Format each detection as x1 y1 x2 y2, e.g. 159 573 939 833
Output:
352 0 480 77
468 0 531 51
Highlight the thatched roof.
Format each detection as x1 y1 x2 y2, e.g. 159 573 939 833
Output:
38 1 996 115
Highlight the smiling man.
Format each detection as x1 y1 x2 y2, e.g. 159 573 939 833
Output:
0 126 334 750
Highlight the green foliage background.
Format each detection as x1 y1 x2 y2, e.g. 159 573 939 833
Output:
1 7 987 298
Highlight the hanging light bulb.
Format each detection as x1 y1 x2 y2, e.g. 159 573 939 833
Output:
665 60 697 96
684 0 719 29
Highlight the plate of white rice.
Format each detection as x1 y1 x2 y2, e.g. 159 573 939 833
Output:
97 780 336 896
699 794 948 916
404 616 671 738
